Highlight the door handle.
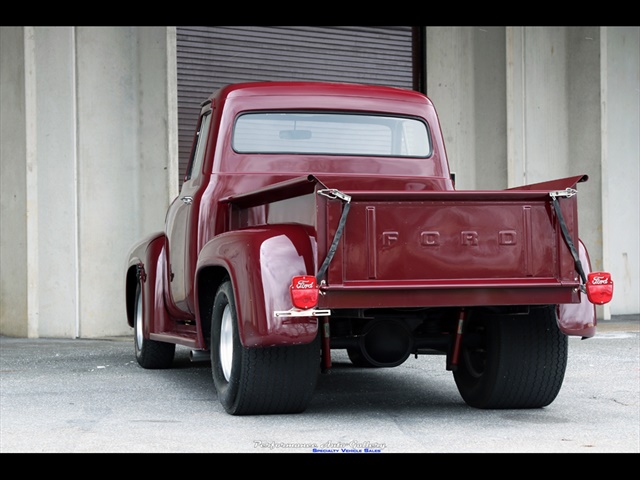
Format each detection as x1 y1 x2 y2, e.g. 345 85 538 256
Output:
181 196 193 205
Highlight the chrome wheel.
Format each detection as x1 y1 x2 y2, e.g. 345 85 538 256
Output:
219 304 234 381
135 286 144 351
132 281 175 369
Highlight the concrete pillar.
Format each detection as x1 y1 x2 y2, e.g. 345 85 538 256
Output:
0 26 175 338
75 26 176 337
32 27 79 337
426 27 507 191
600 27 640 316
1 27 31 337
425 26 476 189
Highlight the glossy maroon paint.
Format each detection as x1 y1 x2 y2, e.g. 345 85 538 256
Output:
125 81 598 350
194 224 318 347
226 174 587 323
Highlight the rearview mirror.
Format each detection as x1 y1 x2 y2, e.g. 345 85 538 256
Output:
279 129 312 140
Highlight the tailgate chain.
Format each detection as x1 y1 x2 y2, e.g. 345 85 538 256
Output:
550 188 587 291
316 189 351 282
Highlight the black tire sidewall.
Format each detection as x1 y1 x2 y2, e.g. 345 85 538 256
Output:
211 280 242 412
454 306 567 409
453 314 501 406
133 282 176 369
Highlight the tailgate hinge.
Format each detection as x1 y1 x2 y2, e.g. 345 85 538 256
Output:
317 188 352 203
549 188 578 199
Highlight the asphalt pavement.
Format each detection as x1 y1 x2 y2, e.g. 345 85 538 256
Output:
1 314 638 453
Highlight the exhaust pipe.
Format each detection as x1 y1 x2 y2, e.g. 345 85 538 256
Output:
189 349 210 362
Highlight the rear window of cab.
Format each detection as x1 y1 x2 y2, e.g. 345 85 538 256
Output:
232 112 431 157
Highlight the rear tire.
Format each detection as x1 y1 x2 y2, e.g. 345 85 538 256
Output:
210 278 320 415
134 283 175 369
453 305 567 409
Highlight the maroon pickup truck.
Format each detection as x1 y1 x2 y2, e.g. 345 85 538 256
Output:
125 81 613 415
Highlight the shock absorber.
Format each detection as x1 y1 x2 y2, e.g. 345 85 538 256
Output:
321 316 331 373
449 308 466 371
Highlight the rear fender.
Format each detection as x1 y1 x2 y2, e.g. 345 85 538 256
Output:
196 224 318 347
125 232 173 335
557 239 597 337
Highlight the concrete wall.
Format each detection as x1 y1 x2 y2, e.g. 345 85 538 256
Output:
0 26 174 338
508 27 607 317
1 26 638 338
426 26 508 191
0 27 29 337
33 27 78 337
427 26 639 318
601 27 640 316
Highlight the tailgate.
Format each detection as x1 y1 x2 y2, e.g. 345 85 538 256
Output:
321 188 582 307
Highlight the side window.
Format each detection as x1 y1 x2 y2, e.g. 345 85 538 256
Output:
185 112 212 181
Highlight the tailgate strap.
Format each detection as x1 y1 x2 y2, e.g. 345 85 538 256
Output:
316 189 351 282
550 189 587 289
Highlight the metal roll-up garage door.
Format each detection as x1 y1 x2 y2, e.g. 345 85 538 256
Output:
176 26 421 183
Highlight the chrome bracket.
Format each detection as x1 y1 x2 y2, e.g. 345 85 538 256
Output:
549 188 578 199
274 308 332 318
317 188 351 203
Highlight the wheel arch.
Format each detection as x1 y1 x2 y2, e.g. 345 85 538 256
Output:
124 232 170 333
125 265 139 328
195 264 230 349
196 224 319 348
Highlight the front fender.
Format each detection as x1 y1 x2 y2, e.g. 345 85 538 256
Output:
125 232 172 335
196 224 318 347
557 239 597 338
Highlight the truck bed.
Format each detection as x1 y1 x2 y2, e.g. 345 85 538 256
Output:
225 174 583 310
